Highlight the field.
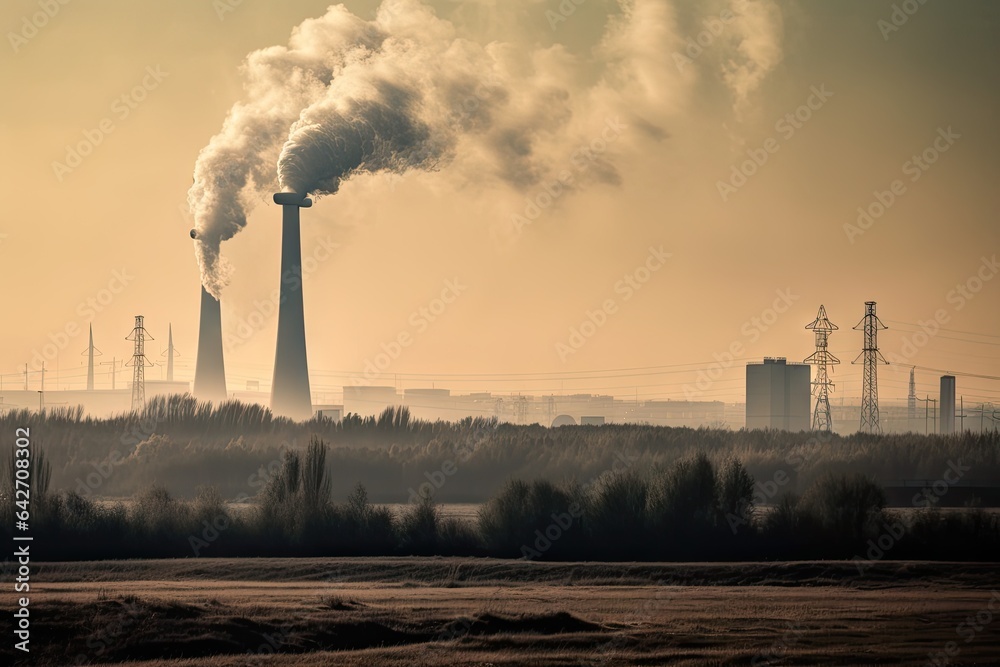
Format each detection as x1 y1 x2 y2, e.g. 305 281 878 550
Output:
7 558 1000 666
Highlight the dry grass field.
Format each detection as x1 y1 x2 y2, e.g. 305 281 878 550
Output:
5 558 1000 666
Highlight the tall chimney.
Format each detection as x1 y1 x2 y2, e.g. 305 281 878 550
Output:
270 192 313 420
194 285 228 402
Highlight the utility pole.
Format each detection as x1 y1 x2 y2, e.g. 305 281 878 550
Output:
917 395 937 435
100 358 119 390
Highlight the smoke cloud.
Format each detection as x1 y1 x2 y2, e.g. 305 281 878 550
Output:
188 0 783 297
723 0 784 118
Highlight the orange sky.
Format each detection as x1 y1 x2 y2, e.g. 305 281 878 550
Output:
1 0 998 406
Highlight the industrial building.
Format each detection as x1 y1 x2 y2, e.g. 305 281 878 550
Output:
343 385 401 417
940 375 956 435
745 358 811 431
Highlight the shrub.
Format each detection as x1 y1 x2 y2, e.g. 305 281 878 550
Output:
259 437 333 539
716 456 754 531
478 479 580 557
338 483 397 552
798 472 886 544
399 493 439 554
192 486 227 523
438 517 481 553
649 452 719 534
130 485 188 537
765 492 800 536
717 456 755 524
584 469 648 554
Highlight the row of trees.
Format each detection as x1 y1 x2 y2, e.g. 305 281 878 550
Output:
7 396 998 503
3 439 996 562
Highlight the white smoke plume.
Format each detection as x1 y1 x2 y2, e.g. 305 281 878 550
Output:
188 0 782 297
723 0 784 118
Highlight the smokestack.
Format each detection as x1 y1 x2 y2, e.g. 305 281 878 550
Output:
194 285 227 402
940 375 956 435
270 192 313 420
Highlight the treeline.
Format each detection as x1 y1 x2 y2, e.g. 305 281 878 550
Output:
2 439 997 562
2 394 998 503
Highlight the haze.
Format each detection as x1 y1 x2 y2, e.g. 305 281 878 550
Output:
2 0 998 409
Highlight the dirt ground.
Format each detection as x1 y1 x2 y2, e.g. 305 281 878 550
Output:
5 558 1000 666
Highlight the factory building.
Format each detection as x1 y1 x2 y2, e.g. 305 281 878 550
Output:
403 388 454 421
745 358 811 431
343 385 400 417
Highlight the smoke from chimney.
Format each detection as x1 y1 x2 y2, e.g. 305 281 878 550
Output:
184 0 755 297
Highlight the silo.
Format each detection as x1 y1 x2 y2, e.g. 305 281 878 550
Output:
940 375 956 434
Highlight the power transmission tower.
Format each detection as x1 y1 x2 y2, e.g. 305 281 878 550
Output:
126 316 154 413
513 395 528 424
82 324 103 391
804 305 839 432
853 301 888 434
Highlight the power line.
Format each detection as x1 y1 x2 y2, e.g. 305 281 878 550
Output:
884 319 1000 340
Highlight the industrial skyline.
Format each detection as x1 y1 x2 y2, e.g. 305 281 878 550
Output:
1 0 998 419
2 301 995 436
4 299 995 412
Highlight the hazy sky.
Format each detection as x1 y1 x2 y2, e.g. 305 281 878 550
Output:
2 0 998 406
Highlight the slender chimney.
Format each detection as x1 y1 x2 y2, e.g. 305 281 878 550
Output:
194 286 228 402
270 192 313 420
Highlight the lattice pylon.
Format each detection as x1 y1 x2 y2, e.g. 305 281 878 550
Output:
126 315 154 413
853 301 888 434
804 305 839 432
